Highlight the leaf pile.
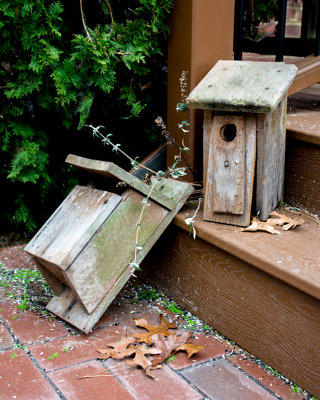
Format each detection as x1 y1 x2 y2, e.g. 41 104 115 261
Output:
241 211 304 235
96 314 203 377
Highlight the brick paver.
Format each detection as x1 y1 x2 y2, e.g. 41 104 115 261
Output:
0 349 60 400
229 354 305 400
0 323 15 350
48 361 135 400
103 358 203 400
0 302 69 345
29 325 126 372
180 359 276 400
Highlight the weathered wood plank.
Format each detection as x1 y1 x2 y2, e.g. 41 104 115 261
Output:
65 190 169 314
186 60 297 113
25 186 122 271
65 154 178 211
206 114 246 215
256 98 287 220
204 114 256 226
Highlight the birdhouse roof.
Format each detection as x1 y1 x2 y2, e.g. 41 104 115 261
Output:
186 60 297 113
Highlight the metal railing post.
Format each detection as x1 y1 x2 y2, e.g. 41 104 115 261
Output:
234 0 245 60
276 0 288 61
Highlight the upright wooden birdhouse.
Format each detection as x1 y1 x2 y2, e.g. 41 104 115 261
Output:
186 60 297 226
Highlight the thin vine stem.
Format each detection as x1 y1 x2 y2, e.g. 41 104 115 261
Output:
133 179 159 266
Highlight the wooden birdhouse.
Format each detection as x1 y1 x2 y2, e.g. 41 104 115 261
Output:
25 155 193 333
186 60 297 226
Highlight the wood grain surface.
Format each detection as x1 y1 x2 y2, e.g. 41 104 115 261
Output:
25 186 122 271
175 204 320 303
203 113 256 226
256 99 286 220
285 138 320 215
186 60 297 113
140 227 320 398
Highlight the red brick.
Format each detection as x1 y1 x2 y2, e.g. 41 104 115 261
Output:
168 332 231 370
103 358 203 400
29 325 126 372
229 354 305 400
0 302 68 345
0 245 36 270
92 311 115 330
107 298 168 334
48 360 134 400
181 359 276 400
0 323 15 350
0 349 60 399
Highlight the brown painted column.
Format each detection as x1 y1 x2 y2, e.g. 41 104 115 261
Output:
167 0 235 181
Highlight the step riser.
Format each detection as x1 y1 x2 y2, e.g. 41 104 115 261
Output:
284 137 320 215
140 226 320 399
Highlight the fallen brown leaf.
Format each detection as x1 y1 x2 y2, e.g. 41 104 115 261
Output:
268 211 304 230
97 336 136 359
175 343 203 358
241 217 281 235
133 314 177 345
125 344 162 373
151 330 192 366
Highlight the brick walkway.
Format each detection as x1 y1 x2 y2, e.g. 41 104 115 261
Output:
0 246 309 400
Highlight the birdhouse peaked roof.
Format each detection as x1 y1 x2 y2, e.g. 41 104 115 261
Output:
186 60 297 113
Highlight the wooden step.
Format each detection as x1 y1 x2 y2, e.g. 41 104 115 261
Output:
140 204 320 398
285 86 320 214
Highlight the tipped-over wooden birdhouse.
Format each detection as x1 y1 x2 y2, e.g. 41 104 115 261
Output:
186 60 297 226
25 155 193 333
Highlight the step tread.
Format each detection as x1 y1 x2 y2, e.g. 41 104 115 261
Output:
175 205 320 301
287 108 320 145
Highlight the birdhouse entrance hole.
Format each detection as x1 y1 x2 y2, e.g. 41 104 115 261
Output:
220 124 237 142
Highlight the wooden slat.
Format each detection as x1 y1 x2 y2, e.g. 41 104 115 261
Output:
25 186 122 271
204 114 256 226
256 98 287 220
140 226 320 399
65 154 178 211
186 60 297 113
65 190 168 314
206 114 246 215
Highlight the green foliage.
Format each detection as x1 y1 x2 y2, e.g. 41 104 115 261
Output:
0 0 172 231
253 0 278 24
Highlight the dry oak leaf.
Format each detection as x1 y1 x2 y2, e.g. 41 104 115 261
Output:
268 211 304 231
241 217 281 235
97 336 136 359
133 314 177 345
175 343 204 358
125 344 162 376
151 330 200 366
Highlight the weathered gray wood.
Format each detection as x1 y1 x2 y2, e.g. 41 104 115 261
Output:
186 60 297 113
203 110 213 188
47 182 193 332
25 186 122 271
66 154 177 211
33 259 65 297
204 114 256 226
66 190 168 314
206 114 246 215
256 98 287 220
